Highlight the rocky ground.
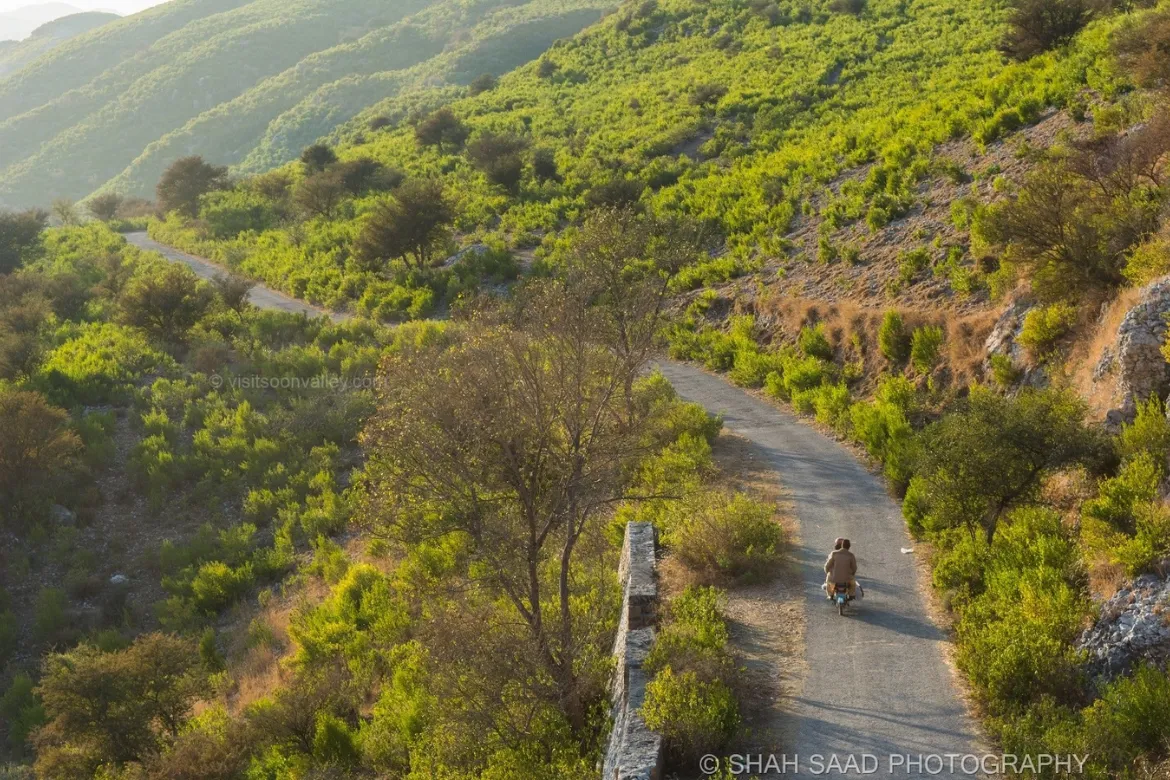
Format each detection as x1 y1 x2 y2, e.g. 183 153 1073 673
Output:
1078 573 1170 686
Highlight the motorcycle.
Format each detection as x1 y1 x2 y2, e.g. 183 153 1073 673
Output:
832 583 853 616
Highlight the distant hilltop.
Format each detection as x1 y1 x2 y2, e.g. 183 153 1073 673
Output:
0 3 120 42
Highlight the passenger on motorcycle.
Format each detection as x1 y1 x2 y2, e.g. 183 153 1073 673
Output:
824 537 858 600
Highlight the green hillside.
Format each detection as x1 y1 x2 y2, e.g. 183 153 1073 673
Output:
0 0 615 209
150 0 1118 316
102 0 613 199
0 12 120 80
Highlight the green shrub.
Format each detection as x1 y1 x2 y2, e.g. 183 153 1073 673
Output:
931 529 991 605
1079 665 1170 774
897 248 931 285
910 325 944 375
878 311 910 365
313 712 360 766
1 673 45 755
1118 396 1170 466
199 190 278 239
0 609 16 666
812 382 852 432
727 350 782 388
989 353 1022 388
1122 234 1170 287
38 322 174 406
34 587 68 643
798 324 833 360
667 492 783 583
190 561 255 614
641 668 739 762
1017 303 1077 359
850 384 918 488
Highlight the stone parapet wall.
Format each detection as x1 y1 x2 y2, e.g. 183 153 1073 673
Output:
601 522 663 780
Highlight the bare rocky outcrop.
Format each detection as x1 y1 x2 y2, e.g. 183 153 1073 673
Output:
602 522 663 780
1097 277 1170 424
1077 573 1170 686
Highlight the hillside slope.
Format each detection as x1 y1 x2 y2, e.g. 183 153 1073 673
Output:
147 0 1118 318
0 0 616 209
0 12 119 78
102 0 612 198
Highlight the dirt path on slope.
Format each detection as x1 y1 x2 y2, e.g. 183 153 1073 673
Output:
658 362 982 780
124 231 351 322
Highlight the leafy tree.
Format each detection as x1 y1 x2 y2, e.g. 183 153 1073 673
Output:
690 83 727 107
157 156 229 218
119 264 214 344
362 265 676 734
829 0 866 13
979 154 1162 298
537 57 558 78
904 387 1106 541
563 207 702 418
368 115 393 132
354 179 454 270
1114 6 1170 90
34 634 207 776
51 199 81 226
0 390 80 522
211 272 254 316
467 73 498 95
0 209 48 274
466 132 529 193
87 192 125 222
532 148 560 182
300 143 338 173
585 177 646 209
413 108 469 152
293 170 347 220
1003 0 1094 60
336 157 402 196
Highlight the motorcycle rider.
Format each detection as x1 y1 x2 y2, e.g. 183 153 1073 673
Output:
824 537 858 600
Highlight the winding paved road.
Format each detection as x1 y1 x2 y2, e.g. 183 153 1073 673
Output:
132 231 981 777
124 232 350 322
658 362 981 778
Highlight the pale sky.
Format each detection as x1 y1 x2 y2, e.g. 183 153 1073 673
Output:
0 0 169 13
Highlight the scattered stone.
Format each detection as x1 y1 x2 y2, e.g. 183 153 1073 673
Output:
1077 574 1170 685
109 574 129 586
49 504 76 526
983 298 1032 363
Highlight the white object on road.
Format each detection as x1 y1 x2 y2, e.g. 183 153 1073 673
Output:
901 547 914 554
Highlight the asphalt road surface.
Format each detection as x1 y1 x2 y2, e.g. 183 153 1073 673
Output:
657 361 982 779
124 232 350 322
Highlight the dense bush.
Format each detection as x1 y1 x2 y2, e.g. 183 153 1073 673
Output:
1018 302 1078 359
878 310 910 366
910 325 944 375
667 492 784 583
643 587 740 761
